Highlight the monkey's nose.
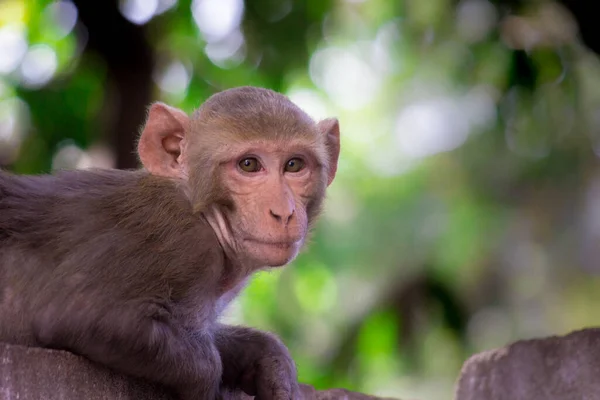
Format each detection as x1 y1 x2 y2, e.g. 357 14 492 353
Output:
269 208 294 226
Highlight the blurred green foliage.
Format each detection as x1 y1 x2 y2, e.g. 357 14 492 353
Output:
3 0 600 399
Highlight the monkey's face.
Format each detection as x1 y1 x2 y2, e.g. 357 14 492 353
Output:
137 87 341 269
216 140 325 268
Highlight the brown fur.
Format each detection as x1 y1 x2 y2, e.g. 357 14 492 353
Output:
0 86 341 400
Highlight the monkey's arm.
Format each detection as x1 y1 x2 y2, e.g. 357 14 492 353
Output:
33 297 222 400
215 324 300 399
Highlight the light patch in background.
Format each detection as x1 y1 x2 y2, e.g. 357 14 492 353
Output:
324 185 359 224
365 143 416 177
467 307 512 351
336 272 380 320
455 0 497 43
119 0 176 24
500 16 543 50
0 0 25 26
463 85 498 128
119 0 158 25
299 318 335 359
52 142 86 171
286 88 330 121
394 86 496 158
192 0 244 43
85 145 117 169
19 45 58 89
395 99 470 158
155 0 178 15
0 102 17 143
154 60 192 94
0 97 30 164
371 20 402 75
310 46 381 110
0 25 28 75
293 265 338 315
45 1 79 39
52 142 116 171
204 29 246 68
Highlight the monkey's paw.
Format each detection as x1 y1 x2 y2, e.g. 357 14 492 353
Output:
238 354 301 400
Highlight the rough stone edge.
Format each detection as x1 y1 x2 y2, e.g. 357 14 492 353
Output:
453 327 600 400
0 342 400 400
0 342 172 400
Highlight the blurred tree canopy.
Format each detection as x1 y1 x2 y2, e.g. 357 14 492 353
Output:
3 0 600 399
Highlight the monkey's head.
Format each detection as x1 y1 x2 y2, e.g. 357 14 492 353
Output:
137 87 340 268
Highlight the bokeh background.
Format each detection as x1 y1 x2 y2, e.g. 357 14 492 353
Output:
2 0 600 399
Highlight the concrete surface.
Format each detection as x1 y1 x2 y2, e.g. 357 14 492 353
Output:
0 342 172 400
0 342 397 400
455 327 600 400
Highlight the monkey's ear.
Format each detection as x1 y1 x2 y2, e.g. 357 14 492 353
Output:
317 118 340 186
138 102 189 179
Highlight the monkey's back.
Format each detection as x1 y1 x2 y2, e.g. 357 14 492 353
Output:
0 169 223 345
0 169 161 255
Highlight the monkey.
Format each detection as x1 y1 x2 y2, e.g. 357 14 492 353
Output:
0 86 340 400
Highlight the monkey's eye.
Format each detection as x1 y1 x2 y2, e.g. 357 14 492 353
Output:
285 158 305 173
239 157 262 173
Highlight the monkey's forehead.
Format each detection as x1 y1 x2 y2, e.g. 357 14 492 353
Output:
192 90 315 131
220 137 322 152
194 135 325 155
190 116 320 141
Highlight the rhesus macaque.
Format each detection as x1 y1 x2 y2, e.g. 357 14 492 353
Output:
0 86 340 400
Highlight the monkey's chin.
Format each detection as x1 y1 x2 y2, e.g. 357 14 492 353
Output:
244 240 302 268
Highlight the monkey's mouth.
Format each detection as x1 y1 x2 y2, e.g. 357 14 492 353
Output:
245 239 300 249
243 238 303 267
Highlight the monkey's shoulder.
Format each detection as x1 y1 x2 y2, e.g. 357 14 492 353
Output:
1 168 221 284
0 168 200 242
